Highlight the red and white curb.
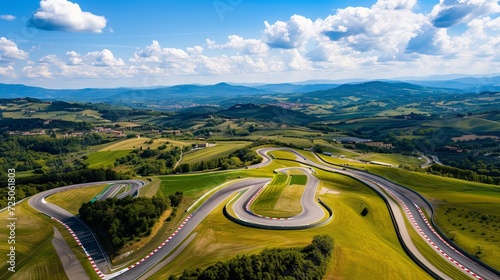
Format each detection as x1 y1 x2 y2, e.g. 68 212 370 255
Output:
377 185 484 280
52 217 105 279
127 214 193 270
51 214 194 279
245 185 288 221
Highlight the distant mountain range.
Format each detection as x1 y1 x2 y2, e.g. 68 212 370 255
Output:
1 76 499 110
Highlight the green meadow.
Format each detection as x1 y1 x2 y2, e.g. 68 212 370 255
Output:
84 150 131 168
181 141 252 164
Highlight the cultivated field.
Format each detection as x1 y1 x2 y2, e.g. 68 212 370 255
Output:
84 150 132 168
99 138 192 151
181 141 252 164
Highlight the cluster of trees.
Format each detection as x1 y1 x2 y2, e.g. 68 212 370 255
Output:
169 235 334 280
438 154 500 177
0 118 93 131
98 108 169 122
79 195 179 256
15 133 107 154
0 134 108 176
427 164 499 185
176 148 261 173
114 145 186 176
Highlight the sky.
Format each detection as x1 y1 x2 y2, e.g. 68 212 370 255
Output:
0 0 499 89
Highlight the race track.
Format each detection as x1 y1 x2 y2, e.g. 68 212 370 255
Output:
28 148 500 280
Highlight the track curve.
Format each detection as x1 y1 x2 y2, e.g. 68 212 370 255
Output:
226 167 332 229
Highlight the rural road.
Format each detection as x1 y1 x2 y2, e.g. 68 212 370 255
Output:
28 148 500 280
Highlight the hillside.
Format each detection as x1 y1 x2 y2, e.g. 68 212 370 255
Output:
218 103 315 125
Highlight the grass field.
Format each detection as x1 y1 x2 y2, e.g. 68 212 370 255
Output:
427 117 500 133
158 169 272 198
151 169 432 280
2 109 104 123
357 153 426 166
99 138 192 151
269 149 299 160
250 171 309 218
45 184 106 215
250 173 290 217
181 141 252 164
289 174 307 185
84 150 131 168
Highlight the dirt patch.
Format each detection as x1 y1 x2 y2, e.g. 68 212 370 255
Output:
320 187 340 195
452 134 499 142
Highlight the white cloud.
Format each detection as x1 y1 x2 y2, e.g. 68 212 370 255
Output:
459 16 500 60
207 35 269 55
0 15 16 21
430 0 500 28
66 51 82 65
20 49 130 80
22 65 52 78
318 0 426 53
263 15 315 49
0 37 29 62
187 46 204 55
86 49 125 67
406 25 466 56
130 40 190 64
0 66 16 78
28 0 107 33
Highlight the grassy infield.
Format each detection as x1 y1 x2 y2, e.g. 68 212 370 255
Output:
4 140 499 279
249 171 307 218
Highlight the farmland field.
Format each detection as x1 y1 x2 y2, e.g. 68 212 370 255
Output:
84 150 131 168
181 141 252 164
99 138 192 151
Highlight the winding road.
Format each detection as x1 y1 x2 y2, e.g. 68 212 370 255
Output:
28 148 500 280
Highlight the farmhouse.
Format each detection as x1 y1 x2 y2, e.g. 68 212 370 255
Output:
335 137 372 144
365 142 394 149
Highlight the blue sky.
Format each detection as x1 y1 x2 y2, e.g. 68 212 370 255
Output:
0 0 499 88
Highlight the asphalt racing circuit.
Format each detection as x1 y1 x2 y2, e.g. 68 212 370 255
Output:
28 148 500 280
